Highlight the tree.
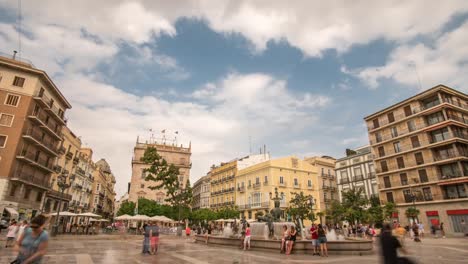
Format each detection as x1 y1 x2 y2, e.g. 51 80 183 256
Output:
216 207 240 219
141 147 193 221
366 195 383 226
287 192 316 226
405 207 420 222
326 200 345 224
382 202 396 221
316 211 325 224
117 201 135 216
341 188 369 224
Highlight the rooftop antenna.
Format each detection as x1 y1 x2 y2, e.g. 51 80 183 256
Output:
17 0 22 59
408 61 423 90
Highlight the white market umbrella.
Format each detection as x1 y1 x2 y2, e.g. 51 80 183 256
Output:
78 212 102 218
215 219 225 222
89 218 99 222
131 214 151 221
99 219 109 222
157 216 174 222
58 211 77 216
224 219 237 222
115 214 132 220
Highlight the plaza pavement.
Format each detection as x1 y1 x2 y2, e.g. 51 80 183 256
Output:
0 234 467 263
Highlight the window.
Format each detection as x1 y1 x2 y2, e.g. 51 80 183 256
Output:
422 187 433 201
12 76 25 87
393 142 401 153
387 112 395 123
9 184 17 196
353 167 362 177
279 176 284 184
415 152 424 165
373 119 380 129
439 163 460 179
418 169 428 183
383 176 391 188
378 146 385 157
24 188 31 199
375 132 382 143
380 161 388 172
397 157 405 169
407 120 416 132
0 113 14 127
0 135 7 148
403 189 412 203
386 192 394 203
264 176 268 183
404 105 412 117
140 184 144 188
308 180 312 187
4 94 20 106
431 127 449 143
256 177 260 184
294 178 298 186
400 173 408 185
36 192 43 202
411 136 420 148
391 127 398 138
97 183 100 191
141 169 146 179
427 111 444 125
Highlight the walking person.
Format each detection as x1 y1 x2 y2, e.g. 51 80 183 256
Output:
286 226 297 255
418 222 424 238
17 221 29 242
317 224 328 257
380 223 410 264
243 223 251 250
440 222 445 238
185 225 191 240
12 214 49 264
395 224 407 246
280 225 289 253
412 223 421 242
461 219 467 237
5 220 18 248
142 222 150 254
149 221 160 255
310 223 319 256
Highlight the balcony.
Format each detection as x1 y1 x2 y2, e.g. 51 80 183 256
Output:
340 178 349 184
322 185 330 190
53 165 62 173
439 173 464 180
294 183 301 189
238 202 270 210
33 91 67 125
279 181 287 187
66 152 73 160
16 150 54 173
433 149 466 162
11 171 50 189
73 157 79 165
46 189 72 201
27 113 62 140
353 175 364 182
253 182 261 189
22 128 59 156
307 185 313 189
368 172 376 179
44 103 67 126
58 146 66 154
238 186 245 192
264 180 268 186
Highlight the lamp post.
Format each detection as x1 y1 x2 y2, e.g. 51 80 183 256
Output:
51 173 70 237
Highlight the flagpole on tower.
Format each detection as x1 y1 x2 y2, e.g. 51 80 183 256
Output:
161 129 166 144
174 131 179 146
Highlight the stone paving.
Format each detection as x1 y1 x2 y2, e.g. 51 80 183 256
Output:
1 235 467 263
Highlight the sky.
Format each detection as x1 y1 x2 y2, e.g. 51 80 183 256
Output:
1 0 468 198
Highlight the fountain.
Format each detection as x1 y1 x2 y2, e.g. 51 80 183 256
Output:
195 188 373 255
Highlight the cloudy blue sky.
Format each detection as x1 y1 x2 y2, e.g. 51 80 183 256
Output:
1 1 468 197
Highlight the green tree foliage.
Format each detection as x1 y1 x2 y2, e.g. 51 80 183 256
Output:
117 201 136 216
141 147 193 220
216 207 240 219
191 208 217 224
382 202 397 221
287 192 316 225
405 207 420 220
326 200 345 223
365 195 383 225
340 188 369 224
135 198 191 220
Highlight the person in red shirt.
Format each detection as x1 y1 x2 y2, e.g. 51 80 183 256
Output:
310 223 319 256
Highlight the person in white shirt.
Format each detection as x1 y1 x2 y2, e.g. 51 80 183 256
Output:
17 220 29 240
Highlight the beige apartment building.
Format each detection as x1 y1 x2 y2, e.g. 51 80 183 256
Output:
91 159 116 218
365 84 468 235
192 174 211 210
0 54 71 220
210 160 237 209
305 156 338 212
128 138 191 204
235 156 320 223
69 148 96 213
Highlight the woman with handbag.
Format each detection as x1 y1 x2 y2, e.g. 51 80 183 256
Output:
12 215 49 264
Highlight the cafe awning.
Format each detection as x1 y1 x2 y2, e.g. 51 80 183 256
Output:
4 207 19 216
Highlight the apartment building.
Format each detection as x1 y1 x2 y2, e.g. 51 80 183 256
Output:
192 174 211 210
335 146 378 202
304 156 338 211
0 54 71 220
128 138 191 204
235 156 320 222
69 148 96 213
210 160 237 210
43 126 80 214
365 84 468 235
91 159 116 218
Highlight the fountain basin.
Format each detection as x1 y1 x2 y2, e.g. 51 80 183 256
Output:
195 235 373 255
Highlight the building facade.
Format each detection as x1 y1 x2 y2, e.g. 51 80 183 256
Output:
91 159 116 218
365 84 468 235
305 156 338 212
210 160 237 209
69 148 95 213
128 139 191 204
0 55 71 220
192 174 210 210
235 156 320 222
335 146 378 202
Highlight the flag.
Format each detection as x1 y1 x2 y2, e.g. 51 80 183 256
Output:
161 129 166 133
175 131 178 134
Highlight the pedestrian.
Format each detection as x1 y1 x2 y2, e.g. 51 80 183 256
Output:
17 220 29 241
5 220 18 248
412 223 421 242
239 223 245 248
317 224 328 257
149 221 160 255
342 225 349 238
280 225 289 254
440 222 445 238
142 221 150 254
243 223 251 250
310 223 319 256
461 219 467 237
395 224 407 246
286 226 297 255
12 214 49 264
418 222 424 238
380 223 410 264
185 225 191 240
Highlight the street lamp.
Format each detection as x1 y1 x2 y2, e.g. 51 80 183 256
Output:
51 172 70 237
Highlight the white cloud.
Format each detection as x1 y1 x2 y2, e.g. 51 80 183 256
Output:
344 21 468 91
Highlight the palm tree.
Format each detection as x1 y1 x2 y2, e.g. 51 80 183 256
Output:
316 211 325 224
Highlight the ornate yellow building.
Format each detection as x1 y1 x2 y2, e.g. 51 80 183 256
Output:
235 156 320 222
210 160 237 209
